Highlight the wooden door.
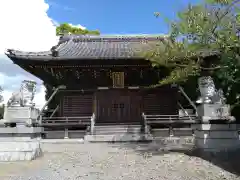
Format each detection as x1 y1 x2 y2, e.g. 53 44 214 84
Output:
111 93 130 123
96 90 141 124
62 94 93 117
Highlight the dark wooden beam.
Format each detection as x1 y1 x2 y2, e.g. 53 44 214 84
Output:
18 65 57 86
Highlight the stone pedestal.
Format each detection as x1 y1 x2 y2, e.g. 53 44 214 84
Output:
192 124 240 152
197 104 235 122
3 106 40 126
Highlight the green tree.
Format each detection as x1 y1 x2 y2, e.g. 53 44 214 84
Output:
145 0 240 113
56 23 100 36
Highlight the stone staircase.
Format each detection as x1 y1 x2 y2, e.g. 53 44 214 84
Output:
84 124 153 142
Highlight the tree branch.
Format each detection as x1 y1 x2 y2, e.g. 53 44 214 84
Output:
211 0 240 33
210 0 240 44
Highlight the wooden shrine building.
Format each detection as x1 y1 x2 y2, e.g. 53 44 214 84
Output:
5 35 183 128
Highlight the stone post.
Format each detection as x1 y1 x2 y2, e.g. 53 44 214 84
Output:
64 128 69 139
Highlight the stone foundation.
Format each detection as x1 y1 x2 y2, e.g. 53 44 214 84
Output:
0 127 43 161
193 124 240 152
0 141 42 161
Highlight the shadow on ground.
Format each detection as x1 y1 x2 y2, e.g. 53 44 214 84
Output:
185 148 240 177
111 141 240 176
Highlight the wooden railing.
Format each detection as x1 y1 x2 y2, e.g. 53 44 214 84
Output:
142 113 199 125
42 116 92 126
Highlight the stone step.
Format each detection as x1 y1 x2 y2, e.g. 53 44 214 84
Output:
44 130 86 139
94 125 142 129
84 133 153 142
93 125 143 134
94 128 142 131
93 130 142 135
151 128 193 137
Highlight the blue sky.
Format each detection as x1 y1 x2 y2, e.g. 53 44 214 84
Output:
46 0 201 34
0 0 203 108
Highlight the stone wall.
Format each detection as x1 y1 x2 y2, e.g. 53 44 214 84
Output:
193 124 240 152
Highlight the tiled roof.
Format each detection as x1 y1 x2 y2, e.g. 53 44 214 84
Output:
5 34 168 61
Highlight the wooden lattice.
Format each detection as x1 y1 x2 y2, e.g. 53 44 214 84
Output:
112 72 124 88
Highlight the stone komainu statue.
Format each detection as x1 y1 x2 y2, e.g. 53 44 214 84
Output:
196 76 226 104
7 80 37 107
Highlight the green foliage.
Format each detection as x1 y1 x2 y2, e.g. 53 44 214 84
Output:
146 0 240 112
56 23 100 36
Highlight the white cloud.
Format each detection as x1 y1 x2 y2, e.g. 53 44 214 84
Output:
69 23 86 30
0 0 58 52
0 0 59 109
33 85 46 109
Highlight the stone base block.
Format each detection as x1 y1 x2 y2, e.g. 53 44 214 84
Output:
0 127 42 141
195 138 240 151
0 127 43 133
151 129 169 137
0 140 42 161
197 104 235 122
193 124 237 131
173 128 193 136
84 133 153 142
153 136 194 150
197 104 230 117
195 130 239 139
3 106 39 125
193 124 240 152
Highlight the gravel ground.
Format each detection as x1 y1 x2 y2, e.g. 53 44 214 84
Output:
0 142 239 180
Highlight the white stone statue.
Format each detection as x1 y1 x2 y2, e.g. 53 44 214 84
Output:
196 76 216 104
213 88 226 105
196 76 226 105
7 80 37 107
196 76 234 122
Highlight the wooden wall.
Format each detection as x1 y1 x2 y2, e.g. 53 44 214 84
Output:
143 87 178 115
59 87 178 122
60 92 93 117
